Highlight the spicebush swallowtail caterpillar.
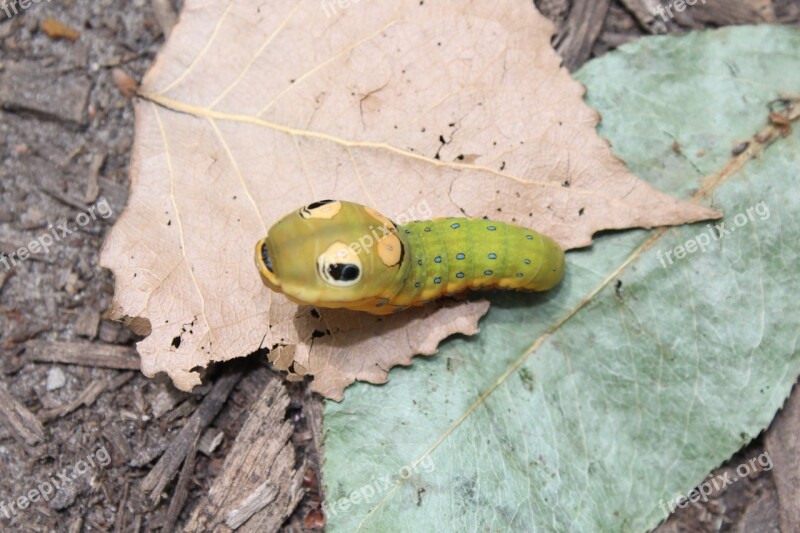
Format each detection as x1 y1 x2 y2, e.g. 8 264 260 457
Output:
255 200 565 315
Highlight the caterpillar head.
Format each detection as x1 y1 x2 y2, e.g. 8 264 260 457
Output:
255 200 409 310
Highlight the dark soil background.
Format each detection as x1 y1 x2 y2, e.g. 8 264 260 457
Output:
1 0 798 531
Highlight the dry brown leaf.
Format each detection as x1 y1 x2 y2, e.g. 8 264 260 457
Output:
100 0 719 400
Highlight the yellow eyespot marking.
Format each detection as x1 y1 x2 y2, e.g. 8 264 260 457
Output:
377 233 403 267
317 241 362 287
364 206 396 230
300 199 342 220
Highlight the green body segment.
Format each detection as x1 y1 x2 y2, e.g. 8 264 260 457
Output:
389 218 565 308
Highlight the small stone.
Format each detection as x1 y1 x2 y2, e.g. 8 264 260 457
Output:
46 367 66 391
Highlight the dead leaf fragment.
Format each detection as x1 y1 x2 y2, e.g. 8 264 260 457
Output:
40 17 80 42
112 68 139 99
101 0 719 399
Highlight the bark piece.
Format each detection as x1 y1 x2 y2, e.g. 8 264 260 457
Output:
25 341 140 370
0 382 44 446
140 368 244 499
0 61 91 125
555 0 613 71
74 309 101 339
198 427 224 456
765 386 800 531
184 378 303 532
688 0 775 26
165 435 199 531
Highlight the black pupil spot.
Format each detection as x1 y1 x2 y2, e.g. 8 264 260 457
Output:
328 263 359 282
307 199 335 210
261 243 273 272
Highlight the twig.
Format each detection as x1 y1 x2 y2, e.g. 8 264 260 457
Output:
0 239 56 264
38 185 89 212
104 422 134 464
84 153 104 204
25 341 140 370
114 481 129 532
165 433 200 531
40 372 133 422
140 367 244 499
0 382 44 445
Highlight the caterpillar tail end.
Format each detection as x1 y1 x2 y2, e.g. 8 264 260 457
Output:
534 236 566 291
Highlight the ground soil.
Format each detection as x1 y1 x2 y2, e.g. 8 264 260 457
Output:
1 1 798 531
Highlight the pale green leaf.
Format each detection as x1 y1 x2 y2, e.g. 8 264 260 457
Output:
322 25 800 532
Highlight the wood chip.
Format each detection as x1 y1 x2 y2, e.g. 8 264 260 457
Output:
555 0 612 70
0 238 56 265
68 517 83 533
160 398 197 425
40 18 81 42
98 320 125 344
104 422 134 465
40 372 133 421
618 0 668 32
0 382 44 446
198 427 224 456
184 378 304 532
112 68 139 99
25 340 140 370
735 485 781 532
39 185 90 212
689 0 775 25
0 61 91 125
765 386 800 531
74 309 101 339
114 482 130 533
226 481 278 529
149 385 187 419
85 154 105 204
140 368 244 499
165 434 199 531
151 0 178 38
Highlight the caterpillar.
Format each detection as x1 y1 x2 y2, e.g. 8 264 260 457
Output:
255 200 565 315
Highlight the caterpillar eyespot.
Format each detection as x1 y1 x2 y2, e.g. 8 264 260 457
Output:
255 200 565 315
